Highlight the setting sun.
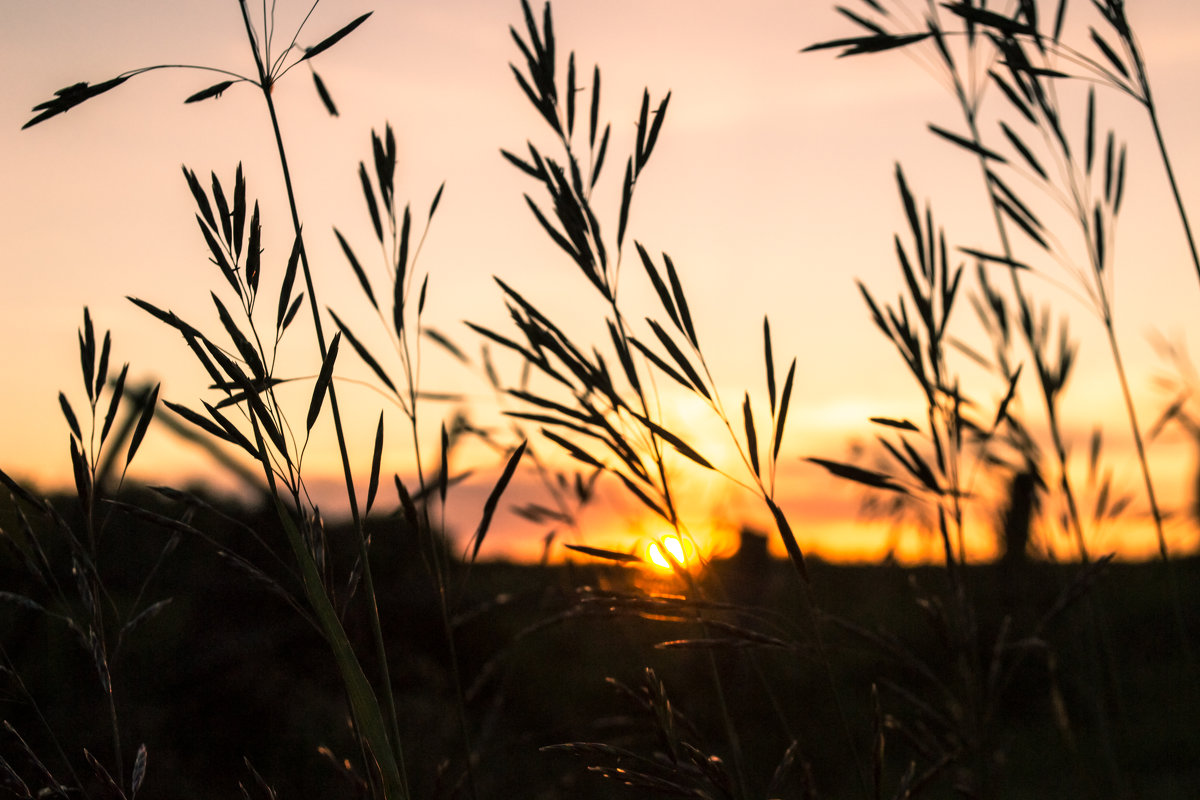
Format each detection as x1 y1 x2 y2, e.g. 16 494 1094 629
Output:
646 534 695 570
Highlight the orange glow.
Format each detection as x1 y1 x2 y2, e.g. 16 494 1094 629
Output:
647 534 695 570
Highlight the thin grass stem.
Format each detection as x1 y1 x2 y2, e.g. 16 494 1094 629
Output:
235 2 408 794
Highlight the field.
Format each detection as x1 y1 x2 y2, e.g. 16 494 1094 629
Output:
3 490 1197 798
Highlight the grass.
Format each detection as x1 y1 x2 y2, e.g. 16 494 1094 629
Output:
2 0 1198 798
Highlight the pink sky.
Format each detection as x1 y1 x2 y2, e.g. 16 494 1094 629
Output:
3 1 1200 562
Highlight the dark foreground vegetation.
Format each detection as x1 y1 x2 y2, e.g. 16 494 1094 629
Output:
2 489 1198 799
4 0 1200 797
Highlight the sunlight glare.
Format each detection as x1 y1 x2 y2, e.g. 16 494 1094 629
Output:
647 534 694 570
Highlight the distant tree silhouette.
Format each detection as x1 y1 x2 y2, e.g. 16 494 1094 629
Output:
999 465 1041 567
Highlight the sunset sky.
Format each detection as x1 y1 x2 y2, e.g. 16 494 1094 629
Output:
3 1 1200 563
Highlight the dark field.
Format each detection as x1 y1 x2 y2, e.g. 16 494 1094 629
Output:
3 489 1196 799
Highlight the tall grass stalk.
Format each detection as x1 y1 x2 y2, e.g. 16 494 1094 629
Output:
231 5 410 790
0 308 160 796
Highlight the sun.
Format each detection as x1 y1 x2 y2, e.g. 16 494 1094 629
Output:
646 533 695 570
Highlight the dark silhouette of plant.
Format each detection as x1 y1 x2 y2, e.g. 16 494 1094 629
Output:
0 309 159 797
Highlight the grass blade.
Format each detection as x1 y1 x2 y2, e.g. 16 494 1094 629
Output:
541 1 556 96
643 92 670 167
272 232 302 326
94 330 111 402
358 162 383 243
428 182 445 219
424 328 468 363
806 457 907 493
472 441 526 561
589 64 600 149
1103 131 1115 202
1085 87 1096 175
989 69 1037 124
591 123 610 189
312 70 338 116
70 438 91 507
0 467 48 512
646 319 708 399
366 412 384 515
942 2 1035 36
373 127 394 214
929 123 1007 163
988 172 1044 238
1114 142 1127 212
507 389 595 424
525 194 581 264
232 163 246 259
959 246 1031 271
635 242 681 329
608 320 642 393
300 12 373 62
199 216 240 297
996 194 1049 249
126 383 159 467
501 148 543 179
24 75 131 128
202 401 260 456
307 332 340 431
635 89 649 172
211 293 265 381
212 171 233 246
59 392 82 441
184 80 235 104
80 308 95 402
99 363 129 445
245 202 261 296
616 471 669 520
394 474 419 531
542 428 604 469
438 423 449 505
280 294 304 332
773 359 796 460
766 497 808 583
617 158 633 250
566 52 577 138
870 416 919 432
662 254 697 347
394 205 412 337
131 744 147 799
564 543 642 563
744 393 761 477
1089 27 1129 80
764 316 776 413
637 414 714 470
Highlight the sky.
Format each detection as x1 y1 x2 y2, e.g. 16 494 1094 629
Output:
3 0 1200 563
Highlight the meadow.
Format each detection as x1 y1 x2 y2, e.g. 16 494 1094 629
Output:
2 1 1198 798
